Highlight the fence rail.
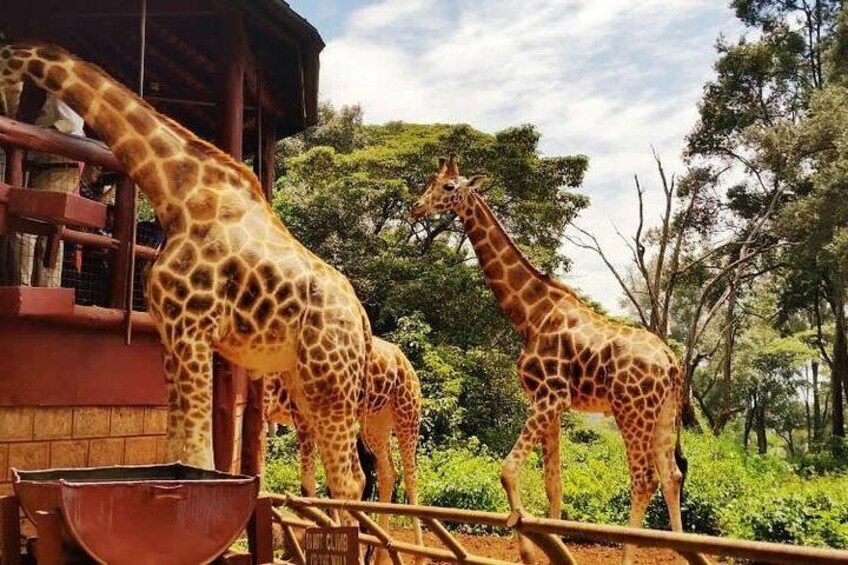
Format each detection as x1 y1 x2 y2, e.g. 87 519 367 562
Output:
268 493 848 565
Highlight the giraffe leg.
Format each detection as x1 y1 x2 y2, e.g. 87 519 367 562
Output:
162 350 186 463
502 402 560 565
620 431 658 565
541 414 562 520
654 394 684 532
501 397 562 525
313 410 362 518
395 406 423 560
162 339 215 468
292 408 318 497
362 411 396 565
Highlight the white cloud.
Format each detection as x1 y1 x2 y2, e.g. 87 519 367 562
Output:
318 0 741 313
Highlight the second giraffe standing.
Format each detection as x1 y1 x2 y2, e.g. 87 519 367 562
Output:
412 154 688 565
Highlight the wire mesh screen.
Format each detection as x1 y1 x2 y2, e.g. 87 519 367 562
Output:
132 221 164 311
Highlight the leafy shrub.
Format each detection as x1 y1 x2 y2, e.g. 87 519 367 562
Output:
261 417 848 549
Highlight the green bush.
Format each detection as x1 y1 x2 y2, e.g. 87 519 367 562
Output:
261 417 848 549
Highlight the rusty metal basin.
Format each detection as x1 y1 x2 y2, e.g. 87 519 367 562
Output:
13 463 259 565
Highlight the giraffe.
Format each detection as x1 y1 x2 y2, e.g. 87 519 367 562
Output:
0 43 373 504
265 336 423 563
411 155 688 564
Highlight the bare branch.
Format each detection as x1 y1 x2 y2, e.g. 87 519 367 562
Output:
566 226 650 327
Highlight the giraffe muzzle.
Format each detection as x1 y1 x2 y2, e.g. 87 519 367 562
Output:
410 203 426 219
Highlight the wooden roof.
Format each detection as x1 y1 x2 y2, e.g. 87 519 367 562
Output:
0 0 323 147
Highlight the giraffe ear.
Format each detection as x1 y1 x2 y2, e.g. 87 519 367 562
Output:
467 175 487 189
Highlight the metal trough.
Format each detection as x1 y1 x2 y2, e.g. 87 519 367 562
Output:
12 462 259 565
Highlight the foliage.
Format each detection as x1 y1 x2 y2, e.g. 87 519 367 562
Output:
263 417 848 547
271 103 587 453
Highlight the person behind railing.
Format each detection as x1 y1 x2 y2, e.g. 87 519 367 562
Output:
10 94 85 287
61 165 116 306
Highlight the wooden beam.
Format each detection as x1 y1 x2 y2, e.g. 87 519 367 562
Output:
260 114 277 201
108 176 136 310
212 3 248 474
0 497 22 565
0 116 123 173
240 376 265 477
212 355 238 472
247 495 274 565
6 184 107 229
34 511 63 565
216 7 247 160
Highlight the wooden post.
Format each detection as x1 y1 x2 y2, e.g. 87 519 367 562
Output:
108 176 136 309
212 6 248 474
216 8 246 160
34 510 62 565
213 355 238 473
3 147 23 187
260 115 276 202
1 496 22 565
240 376 265 477
247 495 274 565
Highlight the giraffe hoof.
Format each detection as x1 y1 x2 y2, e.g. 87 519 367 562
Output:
506 508 527 528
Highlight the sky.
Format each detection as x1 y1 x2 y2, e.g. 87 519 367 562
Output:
293 1 743 314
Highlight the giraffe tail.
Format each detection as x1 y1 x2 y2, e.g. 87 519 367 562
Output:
673 371 688 491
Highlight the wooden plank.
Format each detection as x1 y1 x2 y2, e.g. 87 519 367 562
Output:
1 496 22 565
216 5 246 160
6 186 106 229
0 116 123 173
213 356 238 473
240 376 265 477
0 318 166 407
0 286 75 317
33 511 62 565
247 496 274 565
108 176 136 309
212 5 247 476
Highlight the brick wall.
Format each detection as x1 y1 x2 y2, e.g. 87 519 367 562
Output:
0 405 167 496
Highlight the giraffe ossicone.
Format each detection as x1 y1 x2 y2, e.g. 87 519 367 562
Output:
0 43 373 509
412 154 689 565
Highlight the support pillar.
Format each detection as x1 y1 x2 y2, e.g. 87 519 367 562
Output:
212 6 248 473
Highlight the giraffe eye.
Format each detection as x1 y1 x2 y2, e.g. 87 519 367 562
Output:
444 182 457 192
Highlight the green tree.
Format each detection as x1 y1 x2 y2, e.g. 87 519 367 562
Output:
686 0 847 442
273 103 588 449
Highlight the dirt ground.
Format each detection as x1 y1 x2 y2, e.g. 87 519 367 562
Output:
390 529 694 564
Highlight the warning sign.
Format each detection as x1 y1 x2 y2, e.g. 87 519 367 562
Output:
304 526 359 565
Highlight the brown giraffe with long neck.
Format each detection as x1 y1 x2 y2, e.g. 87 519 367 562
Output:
265 336 423 564
412 155 688 564
0 43 373 504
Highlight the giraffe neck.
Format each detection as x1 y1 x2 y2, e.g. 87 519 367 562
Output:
457 192 568 332
2 43 264 232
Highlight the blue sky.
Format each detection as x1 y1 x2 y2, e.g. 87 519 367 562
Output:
293 1 742 313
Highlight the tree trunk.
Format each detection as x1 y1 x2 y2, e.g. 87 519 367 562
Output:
812 360 822 443
682 364 703 430
831 279 846 438
755 403 768 455
715 283 737 434
743 402 754 451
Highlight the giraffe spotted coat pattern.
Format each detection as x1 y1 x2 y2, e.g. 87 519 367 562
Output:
0 44 374 505
265 336 423 562
412 155 688 564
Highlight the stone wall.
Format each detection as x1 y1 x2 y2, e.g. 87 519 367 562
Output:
0 405 167 496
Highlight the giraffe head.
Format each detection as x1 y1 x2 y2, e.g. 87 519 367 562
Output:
411 153 486 219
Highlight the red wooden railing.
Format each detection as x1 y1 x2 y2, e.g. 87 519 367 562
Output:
0 114 158 333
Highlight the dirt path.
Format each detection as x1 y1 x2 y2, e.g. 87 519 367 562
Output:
391 529 692 564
